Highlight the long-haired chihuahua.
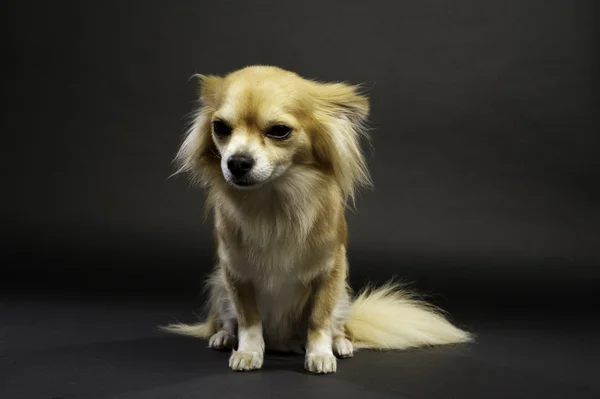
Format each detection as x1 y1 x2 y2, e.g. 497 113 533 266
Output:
163 66 473 374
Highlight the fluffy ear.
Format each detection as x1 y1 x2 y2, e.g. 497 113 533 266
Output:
309 81 372 203
173 74 224 185
194 74 223 109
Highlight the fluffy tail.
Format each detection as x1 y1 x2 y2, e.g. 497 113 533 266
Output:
347 281 474 350
159 313 217 339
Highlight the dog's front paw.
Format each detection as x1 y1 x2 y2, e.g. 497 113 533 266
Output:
229 349 263 371
333 336 354 358
304 353 337 374
209 330 236 351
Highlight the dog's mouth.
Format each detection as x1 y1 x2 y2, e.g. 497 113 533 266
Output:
234 180 255 187
229 178 261 189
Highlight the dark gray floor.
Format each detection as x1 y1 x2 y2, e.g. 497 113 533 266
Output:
1 294 599 399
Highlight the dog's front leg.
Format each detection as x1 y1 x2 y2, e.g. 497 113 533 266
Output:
224 267 264 371
304 251 346 374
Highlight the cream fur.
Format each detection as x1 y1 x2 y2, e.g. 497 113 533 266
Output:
348 281 472 349
162 281 473 350
161 65 473 374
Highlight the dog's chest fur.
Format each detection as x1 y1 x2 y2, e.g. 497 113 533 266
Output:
216 199 335 283
213 184 340 335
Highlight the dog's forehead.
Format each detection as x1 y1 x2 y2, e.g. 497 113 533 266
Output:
217 75 302 125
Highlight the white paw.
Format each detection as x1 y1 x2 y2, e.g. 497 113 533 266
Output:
305 353 337 374
333 336 354 358
229 350 263 371
208 330 236 350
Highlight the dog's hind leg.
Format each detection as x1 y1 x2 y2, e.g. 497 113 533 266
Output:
206 267 238 351
208 317 237 351
332 286 354 359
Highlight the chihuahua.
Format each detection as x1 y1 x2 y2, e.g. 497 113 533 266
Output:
163 66 472 374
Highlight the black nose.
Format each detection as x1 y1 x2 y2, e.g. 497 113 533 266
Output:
227 154 255 178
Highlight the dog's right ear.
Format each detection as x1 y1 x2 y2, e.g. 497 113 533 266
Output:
193 74 223 110
173 74 224 185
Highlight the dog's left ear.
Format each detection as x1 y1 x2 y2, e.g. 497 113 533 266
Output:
310 81 372 203
314 82 370 125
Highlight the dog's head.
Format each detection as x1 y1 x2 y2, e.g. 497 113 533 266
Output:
176 66 371 202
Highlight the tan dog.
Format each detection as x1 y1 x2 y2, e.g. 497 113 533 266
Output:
163 66 473 374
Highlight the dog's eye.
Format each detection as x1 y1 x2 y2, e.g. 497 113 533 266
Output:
266 125 292 139
212 120 231 137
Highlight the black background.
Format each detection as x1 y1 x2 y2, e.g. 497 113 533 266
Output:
2 0 598 303
1 1 599 398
